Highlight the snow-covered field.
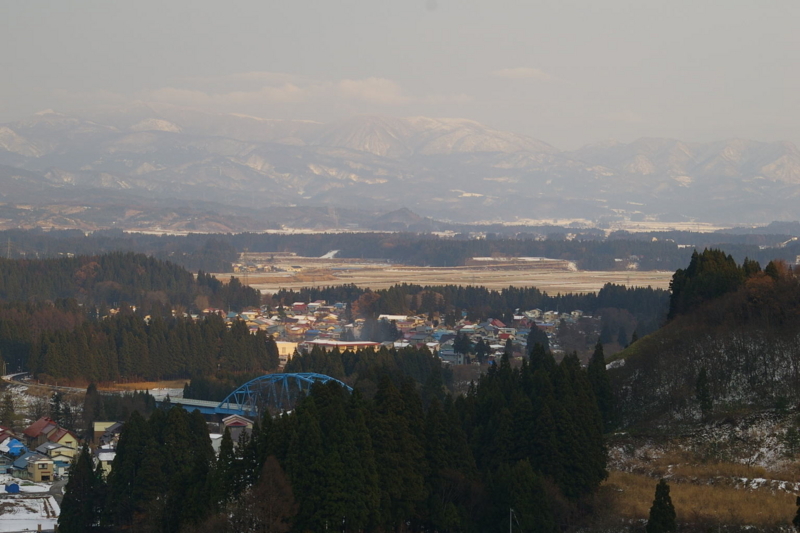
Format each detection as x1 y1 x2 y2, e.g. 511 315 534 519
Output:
0 495 59 532
0 470 60 531
0 475 50 495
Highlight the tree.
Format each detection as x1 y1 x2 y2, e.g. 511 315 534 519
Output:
616 326 628 348
793 496 800 532
526 325 550 353
587 341 615 431
453 332 472 356
646 479 677 533
50 392 64 426
695 366 712 419
59 445 100 532
668 249 744 319
0 392 15 428
228 456 297 533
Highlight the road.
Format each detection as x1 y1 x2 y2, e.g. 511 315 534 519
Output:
49 478 67 506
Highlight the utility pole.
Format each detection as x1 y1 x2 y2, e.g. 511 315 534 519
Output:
6 238 10 259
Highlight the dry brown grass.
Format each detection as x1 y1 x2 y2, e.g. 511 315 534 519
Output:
101 379 188 391
671 461 768 480
604 470 795 528
632 449 769 480
234 256 674 295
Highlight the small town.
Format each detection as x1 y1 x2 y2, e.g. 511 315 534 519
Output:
0 296 606 532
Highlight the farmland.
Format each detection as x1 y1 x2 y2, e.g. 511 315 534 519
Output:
232 254 674 295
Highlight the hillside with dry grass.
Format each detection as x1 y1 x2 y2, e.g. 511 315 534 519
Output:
597 252 800 531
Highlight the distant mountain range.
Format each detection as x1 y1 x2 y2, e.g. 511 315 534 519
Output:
1 104 799 231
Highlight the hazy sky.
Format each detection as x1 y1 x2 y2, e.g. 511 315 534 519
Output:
3 0 799 149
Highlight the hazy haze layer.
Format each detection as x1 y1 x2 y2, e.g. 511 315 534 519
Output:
2 0 799 149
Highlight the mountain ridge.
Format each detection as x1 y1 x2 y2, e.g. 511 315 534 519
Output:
2 106 800 227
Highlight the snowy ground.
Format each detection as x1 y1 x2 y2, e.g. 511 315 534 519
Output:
0 495 59 532
0 469 60 531
0 475 50 494
149 387 184 400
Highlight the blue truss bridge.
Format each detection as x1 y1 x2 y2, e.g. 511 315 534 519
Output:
158 372 352 416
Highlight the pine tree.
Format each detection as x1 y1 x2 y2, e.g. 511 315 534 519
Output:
528 343 555 374
646 479 677 533
103 411 159 528
285 399 329 532
552 354 607 500
50 392 63 426
508 460 556 533
214 427 236 506
0 392 15 428
696 366 712 419
59 445 99 532
792 496 800 531
587 341 615 431
227 456 298 533
371 376 427 529
617 326 628 348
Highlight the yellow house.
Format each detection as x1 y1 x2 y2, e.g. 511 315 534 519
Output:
46 428 78 457
275 341 298 364
13 453 54 482
93 421 117 445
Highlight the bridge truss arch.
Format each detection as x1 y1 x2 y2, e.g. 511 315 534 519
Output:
217 372 352 416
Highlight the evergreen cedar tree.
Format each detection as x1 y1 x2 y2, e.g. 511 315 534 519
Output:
793 496 800 532
646 479 677 533
668 248 767 319
588 341 615 432
58 445 104 532
0 252 259 311
695 366 712 418
65 342 607 532
28 312 280 382
621 252 800 426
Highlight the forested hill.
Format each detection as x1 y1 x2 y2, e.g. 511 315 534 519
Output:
66 352 608 532
5 227 800 271
610 249 800 427
0 252 259 311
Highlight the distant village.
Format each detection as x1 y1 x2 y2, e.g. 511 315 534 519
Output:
200 299 595 367
0 298 595 481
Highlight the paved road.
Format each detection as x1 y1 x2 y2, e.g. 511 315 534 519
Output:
49 478 67 506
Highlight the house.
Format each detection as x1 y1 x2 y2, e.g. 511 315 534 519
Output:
37 443 73 477
0 436 26 457
209 433 223 455
222 414 253 430
275 341 298 365
95 446 116 477
99 422 124 448
301 339 380 353
0 455 13 474
93 421 122 446
22 417 58 448
438 347 466 365
12 452 54 482
46 427 78 454
222 414 253 445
